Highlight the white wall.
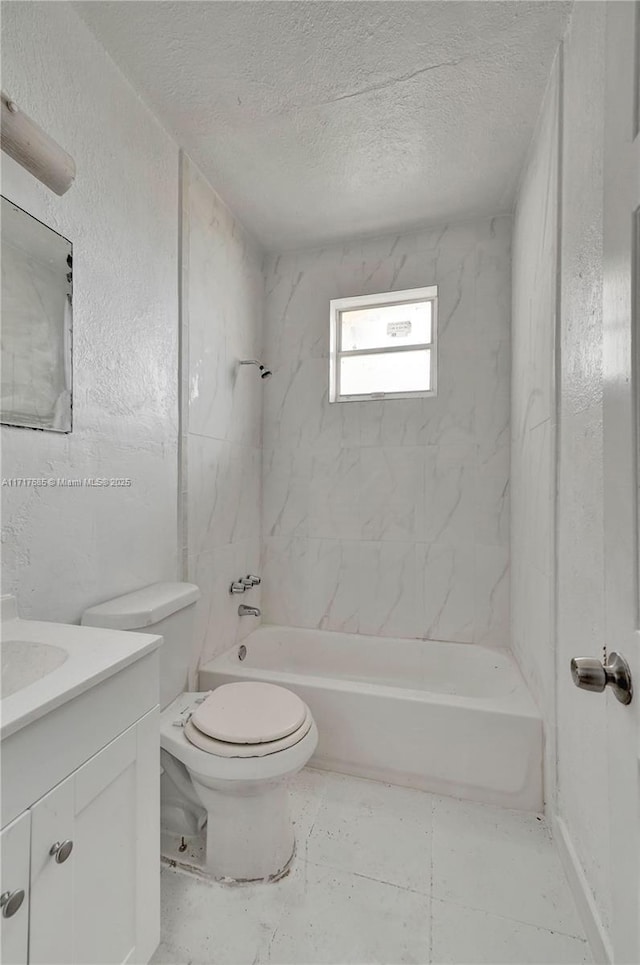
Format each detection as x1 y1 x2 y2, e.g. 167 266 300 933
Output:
512 0 612 948
511 59 559 799
262 218 511 643
182 157 264 668
1 2 179 623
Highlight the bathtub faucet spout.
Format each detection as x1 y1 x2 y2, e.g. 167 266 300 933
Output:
238 604 261 617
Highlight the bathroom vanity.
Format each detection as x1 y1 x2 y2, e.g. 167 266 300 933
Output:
0 596 162 965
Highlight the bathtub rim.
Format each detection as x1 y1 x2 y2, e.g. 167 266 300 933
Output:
201 626 541 721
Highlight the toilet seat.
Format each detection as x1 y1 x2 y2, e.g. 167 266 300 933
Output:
184 706 313 758
191 682 307 744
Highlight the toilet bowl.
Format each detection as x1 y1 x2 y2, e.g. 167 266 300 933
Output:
161 686 318 880
82 583 318 882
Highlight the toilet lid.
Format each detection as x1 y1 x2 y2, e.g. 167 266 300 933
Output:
190 682 307 744
184 706 313 758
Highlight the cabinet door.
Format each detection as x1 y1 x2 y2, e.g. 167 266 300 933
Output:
30 707 160 965
0 811 31 965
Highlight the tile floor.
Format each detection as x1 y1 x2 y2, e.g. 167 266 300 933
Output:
152 768 592 965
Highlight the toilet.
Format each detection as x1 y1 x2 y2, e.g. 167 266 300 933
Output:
82 582 318 882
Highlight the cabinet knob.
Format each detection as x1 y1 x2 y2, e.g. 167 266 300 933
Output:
49 840 73 863
0 889 25 918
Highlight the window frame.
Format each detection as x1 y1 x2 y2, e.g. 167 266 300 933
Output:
329 286 438 403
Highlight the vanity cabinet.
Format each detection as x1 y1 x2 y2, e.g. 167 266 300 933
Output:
1 605 162 965
0 812 31 965
30 707 159 964
1 707 159 965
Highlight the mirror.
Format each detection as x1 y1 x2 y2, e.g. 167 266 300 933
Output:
1 196 72 432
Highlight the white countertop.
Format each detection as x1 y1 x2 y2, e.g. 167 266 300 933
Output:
1 597 162 740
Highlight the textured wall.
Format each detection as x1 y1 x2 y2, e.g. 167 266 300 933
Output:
262 217 511 643
510 58 559 799
182 158 264 667
0 2 179 622
556 0 611 937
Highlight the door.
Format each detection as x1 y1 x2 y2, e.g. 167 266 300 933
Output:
29 708 159 965
602 2 640 962
0 811 30 965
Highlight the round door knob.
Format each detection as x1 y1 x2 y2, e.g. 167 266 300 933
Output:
49 839 73 863
570 657 607 693
571 652 633 705
0 889 25 919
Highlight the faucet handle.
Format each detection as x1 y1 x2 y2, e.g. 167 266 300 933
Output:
229 581 246 595
241 578 254 588
246 574 261 586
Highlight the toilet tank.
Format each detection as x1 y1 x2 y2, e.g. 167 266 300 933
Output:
82 582 200 709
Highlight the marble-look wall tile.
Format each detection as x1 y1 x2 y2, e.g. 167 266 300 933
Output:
359 399 427 448
511 60 559 729
188 435 260 553
185 158 264 664
188 167 264 449
191 544 237 670
303 539 361 632
262 447 311 539
262 537 360 632
308 448 361 540
420 542 476 643
264 357 359 451
262 536 310 628
263 537 421 639
358 541 421 638
476 217 512 351
263 216 511 645
475 471 510 548
473 544 510 645
423 444 476 546
360 447 425 542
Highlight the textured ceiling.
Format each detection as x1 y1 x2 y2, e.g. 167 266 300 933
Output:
78 1 571 250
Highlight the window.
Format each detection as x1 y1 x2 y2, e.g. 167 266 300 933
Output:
329 286 437 402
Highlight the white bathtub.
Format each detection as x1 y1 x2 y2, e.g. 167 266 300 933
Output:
199 626 543 811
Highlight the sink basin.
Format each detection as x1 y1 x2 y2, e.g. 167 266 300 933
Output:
0 594 162 741
1 639 69 698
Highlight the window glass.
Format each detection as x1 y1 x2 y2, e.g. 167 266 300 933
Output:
340 300 432 352
339 349 431 397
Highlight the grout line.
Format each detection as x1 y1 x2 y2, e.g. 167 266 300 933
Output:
187 429 262 450
429 895 590 943
302 857 431 898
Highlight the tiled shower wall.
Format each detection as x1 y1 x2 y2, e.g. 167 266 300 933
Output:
182 157 265 670
262 218 511 644
511 61 559 794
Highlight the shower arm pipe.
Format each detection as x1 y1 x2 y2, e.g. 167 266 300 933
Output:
239 359 272 379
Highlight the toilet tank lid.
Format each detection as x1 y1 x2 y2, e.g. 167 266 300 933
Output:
81 582 200 630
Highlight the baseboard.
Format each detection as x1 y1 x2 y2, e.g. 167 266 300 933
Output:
552 814 613 964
